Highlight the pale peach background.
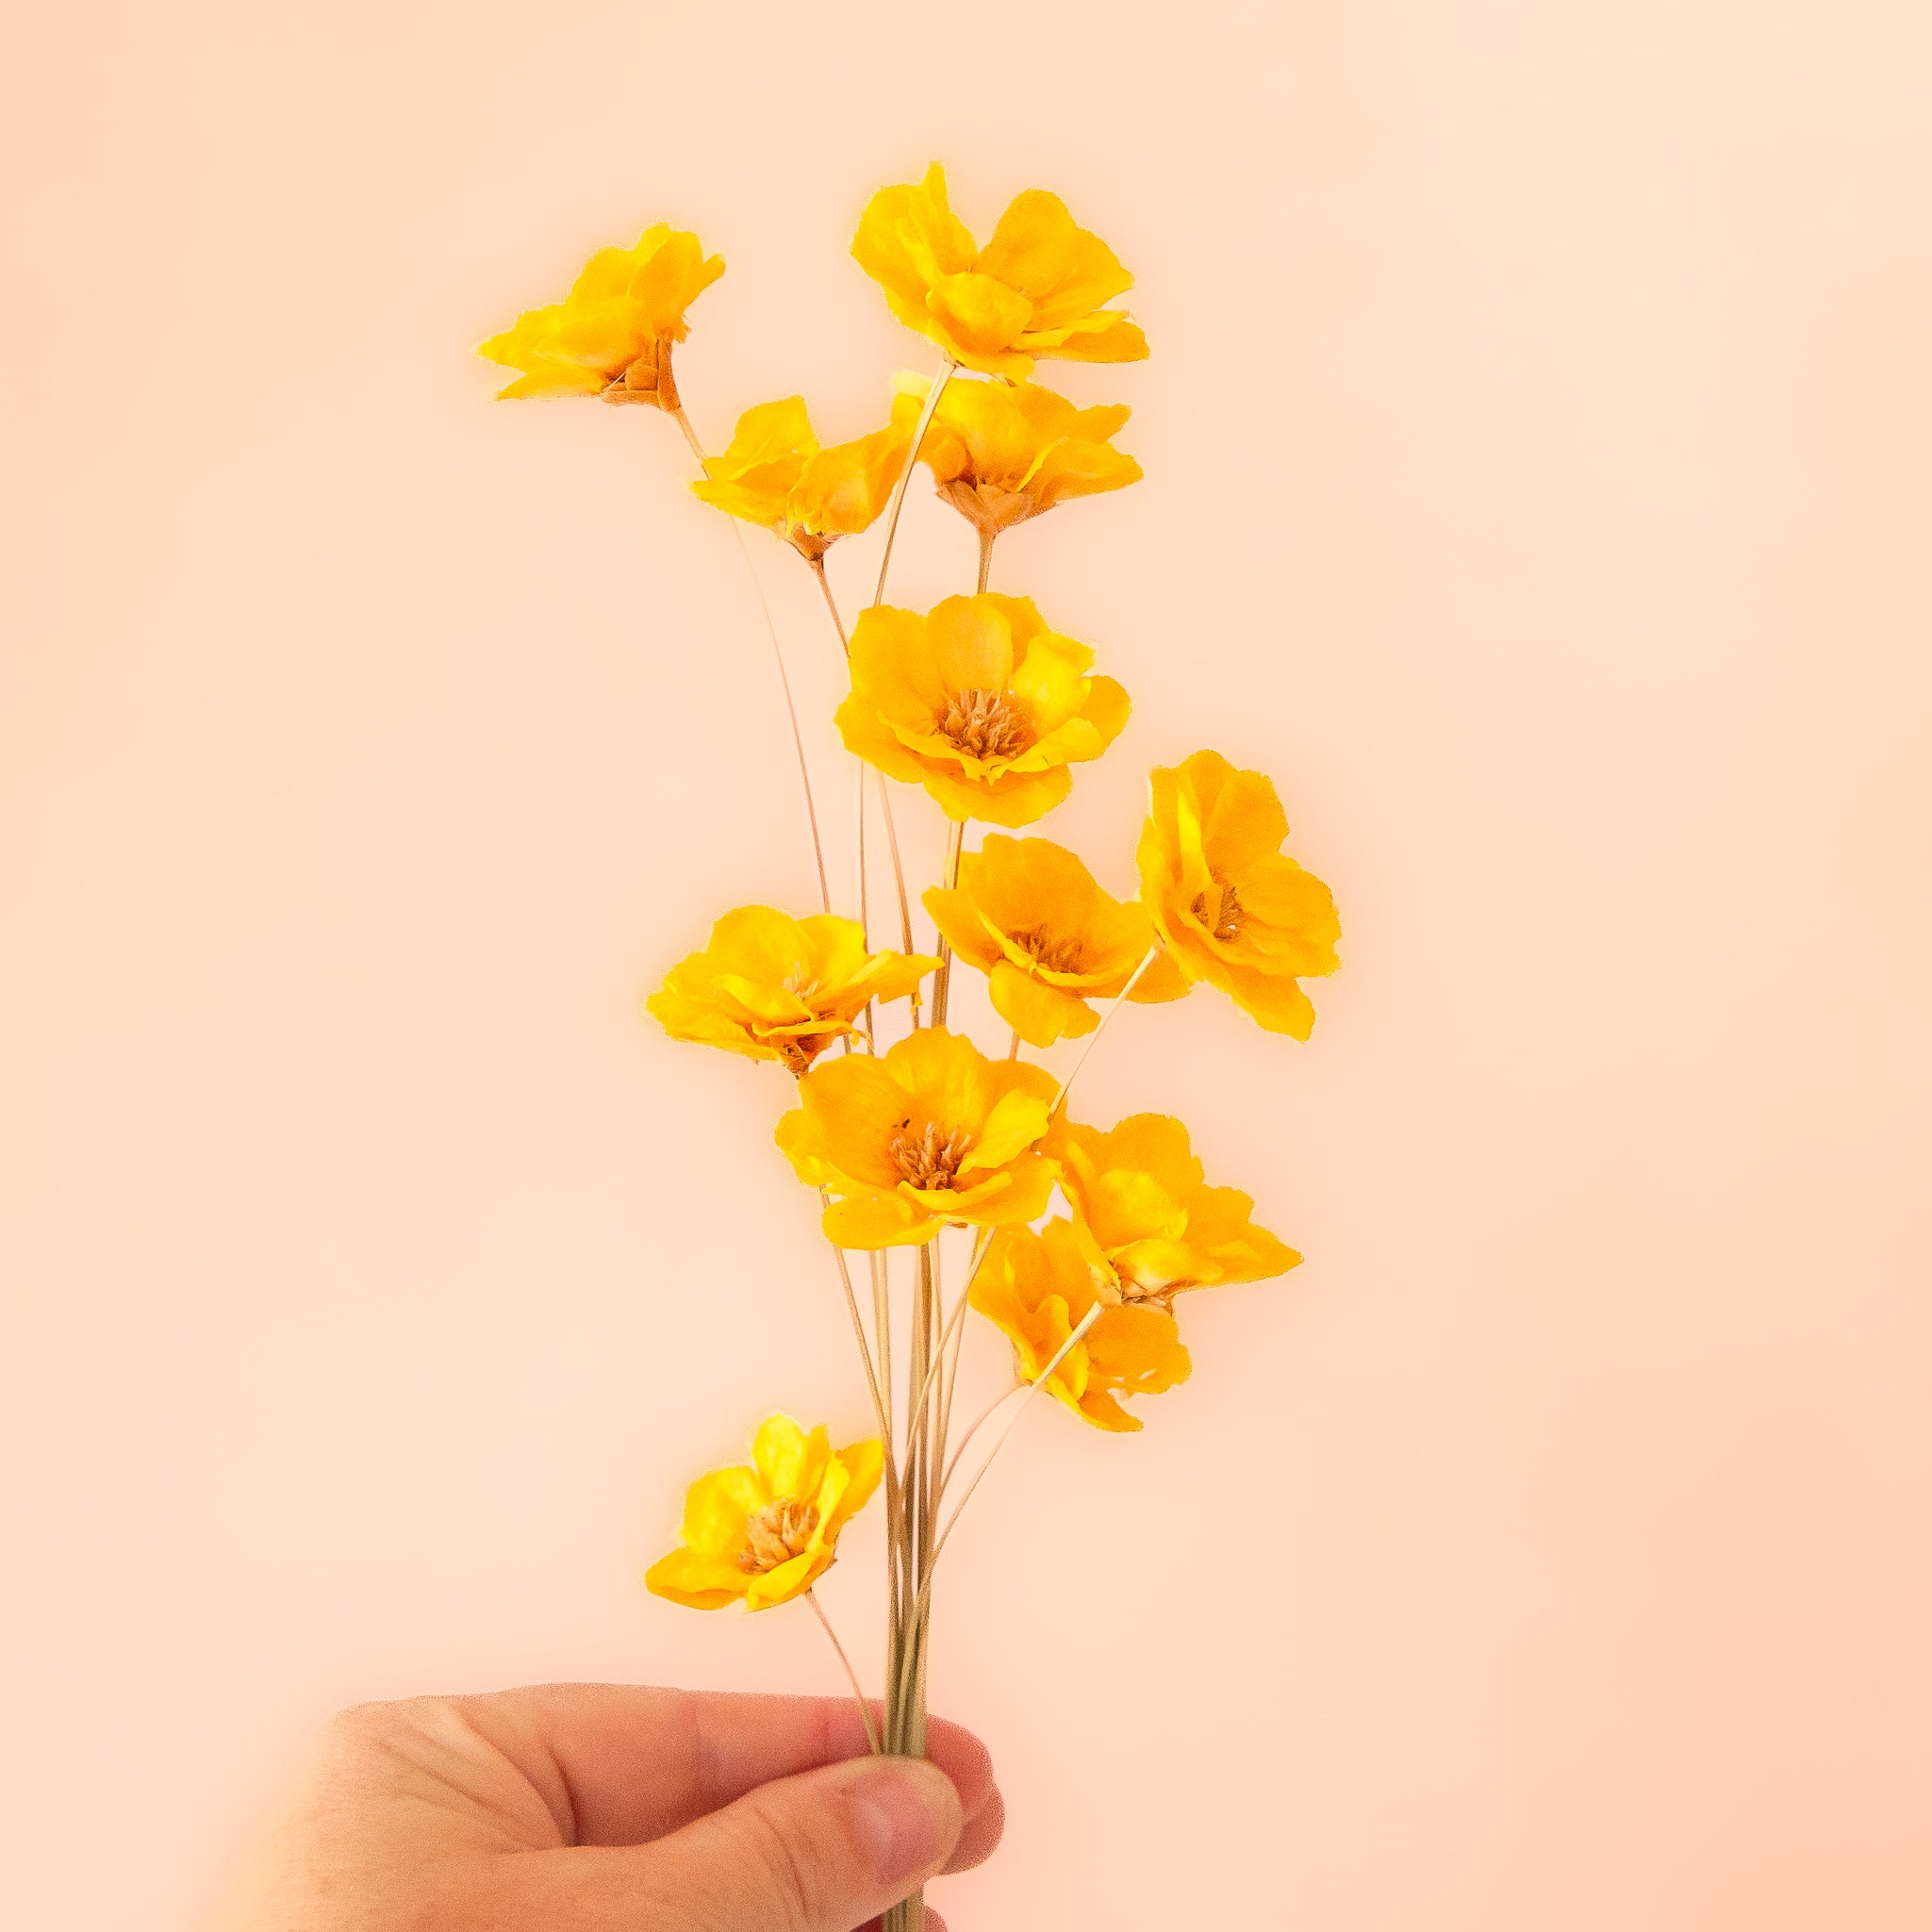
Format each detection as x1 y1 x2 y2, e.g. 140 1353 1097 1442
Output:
5 2 1930 1926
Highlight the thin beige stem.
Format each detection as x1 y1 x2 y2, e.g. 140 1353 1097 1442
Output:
672 403 831 915
820 1209 892 1462
873 359 956 609
1050 945 1159 1113
808 555 916 974
877 774 916 964
940 1380 1022 1494
1005 1027 1021 1061
928 821 966 1028
806 1591 881 1756
904 1261 973 1437
976 526 996 594
910 1304 1103 1622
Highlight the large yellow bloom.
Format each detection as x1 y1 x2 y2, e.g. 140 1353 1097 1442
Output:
835 593 1129 827
1047 1111 1300 1310
775 1027 1058 1247
969 1220 1191 1433
645 1415 883 1612
648 906 936 1074
479 224 724 409
923 834 1187 1048
690 396 912 563
892 373 1142 539
1137 750 1341 1038
852 164 1148 380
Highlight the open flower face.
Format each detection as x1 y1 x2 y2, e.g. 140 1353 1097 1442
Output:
645 1415 883 1611
690 396 913 563
836 593 1129 827
892 374 1142 538
480 224 724 409
649 906 936 1074
969 1220 1192 1433
776 1028 1059 1247
853 164 1148 380
923 834 1187 1048
1137 750 1341 1038
1047 1111 1300 1311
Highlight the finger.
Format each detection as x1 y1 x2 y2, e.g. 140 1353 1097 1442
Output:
452 1683 995 1846
943 1780 1004 1874
503 1753 963 1932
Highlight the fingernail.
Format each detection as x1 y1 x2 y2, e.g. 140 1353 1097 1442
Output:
841 1758 961 1885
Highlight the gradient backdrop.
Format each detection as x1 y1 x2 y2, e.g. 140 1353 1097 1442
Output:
5 3 1930 1927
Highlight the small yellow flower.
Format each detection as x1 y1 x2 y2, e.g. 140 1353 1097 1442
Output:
645 1414 883 1612
1137 750 1341 1038
1047 1111 1300 1310
648 906 936 1074
836 593 1129 827
690 396 913 563
923 834 1187 1048
480 224 724 410
775 1027 1059 1248
969 1219 1192 1433
891 373 1142 539
852 164 1148 380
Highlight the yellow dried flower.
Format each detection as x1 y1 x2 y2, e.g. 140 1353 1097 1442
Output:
836 593 1129 827
1137 750 1341 1038
645 1415 883 1611
648 906 936 1074
775 1027 1059 1248
479 223 724 409
923 834 1187 1048
969 1219 1192 1433
892 373 1142 538
852 164 1148 380
1047 1110 1300 1311
690 396 913 563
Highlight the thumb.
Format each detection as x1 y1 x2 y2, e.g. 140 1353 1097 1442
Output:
621 1752 963 1932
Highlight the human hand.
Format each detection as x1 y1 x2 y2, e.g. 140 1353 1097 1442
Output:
200 1682 1002 1932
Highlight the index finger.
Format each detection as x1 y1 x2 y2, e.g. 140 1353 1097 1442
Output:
455 1682 997 1848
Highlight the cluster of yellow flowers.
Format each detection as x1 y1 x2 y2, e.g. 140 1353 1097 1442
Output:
485 167 1341 1888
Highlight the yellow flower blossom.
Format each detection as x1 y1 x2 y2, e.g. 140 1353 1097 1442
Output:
480 224 724 409
645 1414 883 1611
648 906 936 1074
835 593 1129 827
969 1220 1192 1433
1047 1111 1300 1311
923 834 1187 1048
1137 750 1341 1038
852 164 1148 380
690 396 913 563
775 1027 1058 1248
891 373 1142 539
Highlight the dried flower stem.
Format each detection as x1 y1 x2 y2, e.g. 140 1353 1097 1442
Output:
808 555 916 963
976 526 996 594
928 821 966 1028
806 1590 881 1756
669 403 831 914
873 358 956 608
1051 945 1159 1112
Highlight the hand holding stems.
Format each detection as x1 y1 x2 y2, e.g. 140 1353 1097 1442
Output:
198 1684 1001 1932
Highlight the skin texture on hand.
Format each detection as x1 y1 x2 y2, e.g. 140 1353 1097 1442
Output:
198 1683 1003 1932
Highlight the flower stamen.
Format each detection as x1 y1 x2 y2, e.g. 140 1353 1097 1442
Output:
1010 926 1085 974
938 687 1033 761
1193 882 1245 943
890 1119 973 1190
737 1498 820 1574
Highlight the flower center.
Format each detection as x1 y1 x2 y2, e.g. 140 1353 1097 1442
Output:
737 1498 820 1574
1192 882 1245 943
938 686 1033 761
1011 925 1084 974
890 1118 972 1190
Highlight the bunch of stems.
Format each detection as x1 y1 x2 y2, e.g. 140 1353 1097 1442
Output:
669 353 1111 1932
